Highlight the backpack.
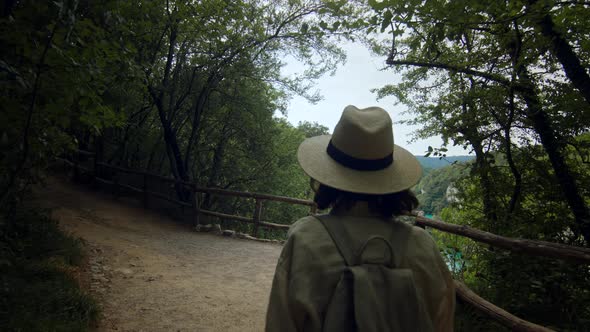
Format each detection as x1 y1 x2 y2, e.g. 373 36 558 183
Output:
314 215 433 332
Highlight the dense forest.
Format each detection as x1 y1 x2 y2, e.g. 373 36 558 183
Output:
414 162 471 216
415 155 473 170
1 0 590 330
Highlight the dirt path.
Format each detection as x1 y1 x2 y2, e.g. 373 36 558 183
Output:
37 177 282 332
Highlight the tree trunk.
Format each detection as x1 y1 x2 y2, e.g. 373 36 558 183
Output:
472 139 498 224
147 21 191 201
518 71 590 243
202 133 229 210
146 140 161 172
505 89 522 215
157 104 190 200
528 0 590 106
184 72 223 172
459 76 499 225
507 19 590 244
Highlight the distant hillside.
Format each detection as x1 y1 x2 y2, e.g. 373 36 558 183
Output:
416 156 474 169
413 162 470 215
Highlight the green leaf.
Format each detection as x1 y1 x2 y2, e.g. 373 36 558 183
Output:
301 22 309 34
368 0 388 11
381 10 393 33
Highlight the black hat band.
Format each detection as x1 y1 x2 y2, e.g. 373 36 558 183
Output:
327 140 393 171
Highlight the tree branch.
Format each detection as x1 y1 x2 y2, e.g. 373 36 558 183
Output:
528 0 590 106
1 20 58 205
385 59 513 86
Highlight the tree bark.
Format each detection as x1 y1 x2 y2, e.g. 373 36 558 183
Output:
147 21 191 200
156 103 190 199
472 139 498 224
518 71 590 243
505 89 522 214
386 59 512 86
183 72 223 172
202 127 230 210
458 76 499 224
508 19 589 243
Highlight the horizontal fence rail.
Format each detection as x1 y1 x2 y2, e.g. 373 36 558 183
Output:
59 149 590 332
413 215 590 264
57 155 314 235
454 281 554 332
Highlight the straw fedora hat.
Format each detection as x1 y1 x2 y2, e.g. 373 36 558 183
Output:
297 105 422 194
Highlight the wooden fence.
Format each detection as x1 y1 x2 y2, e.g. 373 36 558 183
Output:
57 149 590 332
58 152 315 238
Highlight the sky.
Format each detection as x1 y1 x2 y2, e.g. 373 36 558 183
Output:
278 41 471 156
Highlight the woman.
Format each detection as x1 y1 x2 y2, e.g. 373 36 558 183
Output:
265 105 455 331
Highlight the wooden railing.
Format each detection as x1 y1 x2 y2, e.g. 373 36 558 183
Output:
413 215 590 264
57 149 590 332
58 152 315 238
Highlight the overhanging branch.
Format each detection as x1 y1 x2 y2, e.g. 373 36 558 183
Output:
385 59 513 86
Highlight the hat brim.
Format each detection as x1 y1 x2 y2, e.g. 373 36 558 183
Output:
297 135 422 194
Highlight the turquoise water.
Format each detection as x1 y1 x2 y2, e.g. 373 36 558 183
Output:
425 214 433 219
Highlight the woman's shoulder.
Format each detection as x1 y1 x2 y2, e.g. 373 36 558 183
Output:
286 215 343 254
393 216 433 238
288 215 323 235
395 220 445 265
283 215 343 269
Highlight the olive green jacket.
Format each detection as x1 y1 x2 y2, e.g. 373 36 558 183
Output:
265 203 455 331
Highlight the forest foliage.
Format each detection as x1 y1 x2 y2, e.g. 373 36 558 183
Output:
0 0 338 222
0 1 337 330
329 0 590 329
1 0 590 331
0 208 99 330
415 155 473 170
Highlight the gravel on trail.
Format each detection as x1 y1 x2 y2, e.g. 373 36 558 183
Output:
37 177 283 332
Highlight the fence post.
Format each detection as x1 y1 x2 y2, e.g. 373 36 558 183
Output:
113 171 120 199
180 183 186 215
73 151 80 182
253 199 263 238
92 152 99 188
142 173 148 208
94 134 103 184
193 189 201 229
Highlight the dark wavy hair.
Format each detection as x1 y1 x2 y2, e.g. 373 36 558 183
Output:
313 183 419 218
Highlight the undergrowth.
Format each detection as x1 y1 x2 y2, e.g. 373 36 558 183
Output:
0 207 98 331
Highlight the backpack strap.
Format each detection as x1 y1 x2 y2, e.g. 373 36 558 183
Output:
315 214 412 268
315 214 359 266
